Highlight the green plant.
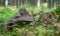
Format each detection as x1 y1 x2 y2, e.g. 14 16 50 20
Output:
54 6 60 15
0 6 18 22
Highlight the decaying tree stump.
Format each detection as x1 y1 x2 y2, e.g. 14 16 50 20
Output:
3 7 34 31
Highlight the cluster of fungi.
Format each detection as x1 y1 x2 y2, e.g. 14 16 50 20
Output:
39 11 60 29
1 7 60 31
39 11 53 24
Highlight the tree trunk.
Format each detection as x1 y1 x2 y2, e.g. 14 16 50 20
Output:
21 0 22 6
5 0 8 6
26 0 27 5
37 0 40 7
